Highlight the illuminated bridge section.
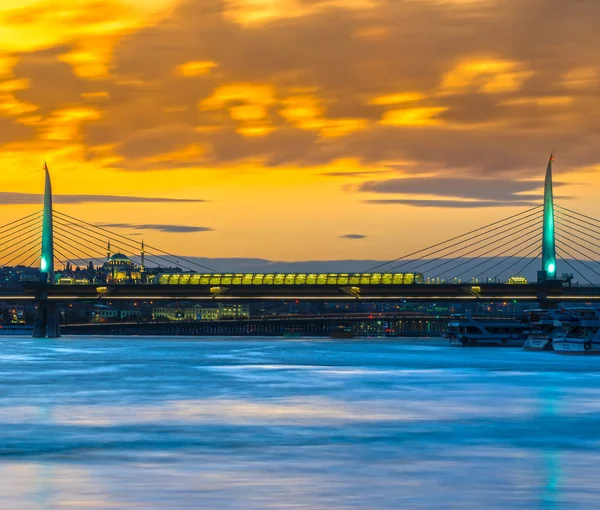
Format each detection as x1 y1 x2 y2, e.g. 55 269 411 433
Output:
157 273 424 286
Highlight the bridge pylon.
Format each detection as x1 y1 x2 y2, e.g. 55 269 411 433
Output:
33 163 60 338
539 152 557 282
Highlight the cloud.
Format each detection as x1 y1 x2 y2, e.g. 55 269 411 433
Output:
364 199 541 208
339 233 367 239
0 192 204 205
0 0 599 203
99 223 213 233
357 177 554 202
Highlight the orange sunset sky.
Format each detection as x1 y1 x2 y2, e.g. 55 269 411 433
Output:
0 0 599 262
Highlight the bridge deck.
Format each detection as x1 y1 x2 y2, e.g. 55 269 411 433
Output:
2 281 571 302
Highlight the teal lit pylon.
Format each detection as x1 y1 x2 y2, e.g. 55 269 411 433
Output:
40 162 55 284
541 152 556 280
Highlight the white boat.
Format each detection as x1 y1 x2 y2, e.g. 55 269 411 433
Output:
522 309 567 351
0 323 33 336
552 307 600 354
444 315 529 347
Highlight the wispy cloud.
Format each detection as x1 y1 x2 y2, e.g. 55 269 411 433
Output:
339 234 368 239
99 223 214 233
0 193 205 205
364 199 540 208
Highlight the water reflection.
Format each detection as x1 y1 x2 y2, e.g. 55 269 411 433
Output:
0 337 599 508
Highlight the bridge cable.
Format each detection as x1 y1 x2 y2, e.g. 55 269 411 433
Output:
491 244 541 281
555 226 600 262
0 211 42 237
556 249 595 287
12 243 41 269
554 220 600 253
21 248 42 269
52 246 75 271
554 210 600 238
53 224 134 264
384 211 542 273
472 242 540 282
54 237 109 268
556 205 600 226
53 210 219 273
53 214 207 273
53 219 172 270
425 222 541 278
451 229 541 281
0 218 43 251
0 227 42 262
494 250 542 278
53 219 157 267
555 234 600 280
0 235 43 268
433 226 541 280
363 205 542 272
53 223 187 273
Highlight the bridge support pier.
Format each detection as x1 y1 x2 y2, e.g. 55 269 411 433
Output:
33 298 61 338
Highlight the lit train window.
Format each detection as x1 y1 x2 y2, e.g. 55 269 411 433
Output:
306 274 317 284
180 274 191 285
338 274 349 285
190 274 201 285
159 275 170 284
327 274 338 285
252 274 264 284
221 274 233 285
274 274 285 285
210 275 221 285
284 274 295 285
200 274 210 285
316 274 327 285
382 274 392 284
233 274 243 285
295 274 306 284
168 275 180 285
392 274 404 284
242 274 253 285
264 274 274 284
360 274 371 285
404 274 414 284
349 274 360 285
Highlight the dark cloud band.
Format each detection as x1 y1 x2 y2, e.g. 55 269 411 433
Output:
99 223 214 233
0 192 204 205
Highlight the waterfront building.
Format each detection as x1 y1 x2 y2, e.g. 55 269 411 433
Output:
103 252 142 283
152 304 221 322
219 303 250 319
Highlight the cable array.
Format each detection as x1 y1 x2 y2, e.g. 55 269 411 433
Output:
51 210 218 273
365 205 543 282
555 205 600 285
4 203 600 286
0 212 43 268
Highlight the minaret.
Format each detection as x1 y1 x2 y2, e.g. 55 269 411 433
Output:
40 162 55 284
541 152 557 280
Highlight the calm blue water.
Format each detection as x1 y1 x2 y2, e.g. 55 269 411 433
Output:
1 336 599 509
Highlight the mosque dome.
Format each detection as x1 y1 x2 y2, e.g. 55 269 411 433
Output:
108 253 134 265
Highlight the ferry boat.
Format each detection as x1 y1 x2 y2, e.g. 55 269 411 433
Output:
329 326 355 339
0 323 33 336
444 315 528 347
551 307 600 354
522 309 562 351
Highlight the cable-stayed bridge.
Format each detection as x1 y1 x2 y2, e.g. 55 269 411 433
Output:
3 155 600 337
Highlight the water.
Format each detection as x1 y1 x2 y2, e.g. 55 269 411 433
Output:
1 336 599 509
